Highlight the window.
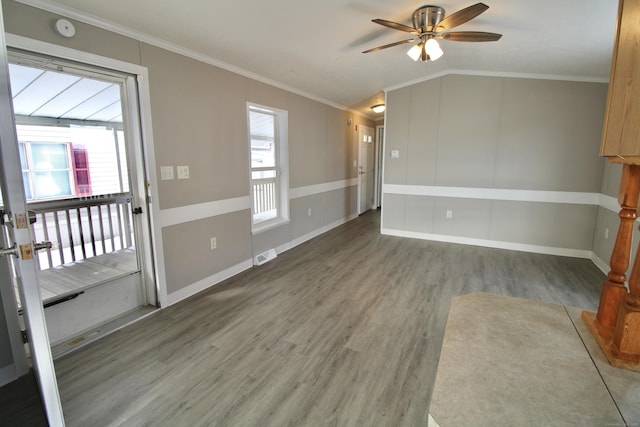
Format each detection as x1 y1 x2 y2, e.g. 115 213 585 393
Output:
14 124 128 202
20 142 73 200
248 104 289 232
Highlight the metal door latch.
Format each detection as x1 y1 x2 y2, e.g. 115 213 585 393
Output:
0 243 18 258
33 241 52 251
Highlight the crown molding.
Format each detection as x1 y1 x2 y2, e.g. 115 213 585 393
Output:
13 0 374 118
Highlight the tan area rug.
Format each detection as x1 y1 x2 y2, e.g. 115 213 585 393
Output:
430 293 640 426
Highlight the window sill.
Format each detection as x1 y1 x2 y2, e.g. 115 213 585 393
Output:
251 218 290 235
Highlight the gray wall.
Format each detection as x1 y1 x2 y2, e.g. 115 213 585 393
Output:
591 161 640 275
383 74 609 253
2 0 372 329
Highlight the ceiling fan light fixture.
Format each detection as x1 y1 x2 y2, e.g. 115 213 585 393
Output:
425 39 443 61
371 104 386 113
365 3 501 62
407 43 423 61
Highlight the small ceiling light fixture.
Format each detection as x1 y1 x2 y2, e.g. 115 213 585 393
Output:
407 43 423 61
407 37 443 62
424 38 443 60
371 104 386 113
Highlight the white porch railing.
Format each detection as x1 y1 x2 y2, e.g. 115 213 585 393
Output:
28 193 135 270
253 177 276 216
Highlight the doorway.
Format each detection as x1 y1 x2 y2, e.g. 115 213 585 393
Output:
374 125 384 209
6 51 157 349
358 125 375 215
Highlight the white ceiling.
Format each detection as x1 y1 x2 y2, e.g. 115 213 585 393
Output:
16 0 619 118
9 63 123 123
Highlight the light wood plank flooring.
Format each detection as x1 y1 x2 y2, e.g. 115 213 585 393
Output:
2 210 605 426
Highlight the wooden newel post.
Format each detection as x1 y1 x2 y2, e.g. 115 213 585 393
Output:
596 164 640 329
612 233 640 362
583 164 640 371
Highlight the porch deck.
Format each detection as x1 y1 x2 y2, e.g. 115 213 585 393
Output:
13 248 138 310
38 248 137 305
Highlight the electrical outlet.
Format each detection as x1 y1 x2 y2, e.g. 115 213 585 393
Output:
446 210 453 219
307 208 312 217
604 227 609 240
210 237 217 250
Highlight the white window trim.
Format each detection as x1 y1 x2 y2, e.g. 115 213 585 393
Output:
247 102 289 234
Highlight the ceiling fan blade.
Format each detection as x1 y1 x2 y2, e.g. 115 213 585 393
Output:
372 19 420 35
436 2 489 32
438 31 502 42
362 39 415 54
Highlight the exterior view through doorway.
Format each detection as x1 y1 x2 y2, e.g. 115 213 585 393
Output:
5 49 157 351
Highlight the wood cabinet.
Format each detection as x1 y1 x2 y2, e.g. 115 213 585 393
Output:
601 0 640 163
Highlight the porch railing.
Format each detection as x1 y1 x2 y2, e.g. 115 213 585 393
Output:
253 177 276 216
28 193 135 270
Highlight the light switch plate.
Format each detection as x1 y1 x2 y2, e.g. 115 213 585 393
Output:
160 166 174 180
177 165 190 179
391 150 400 159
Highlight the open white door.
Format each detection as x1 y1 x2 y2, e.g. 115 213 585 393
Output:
6 52 155 348
0 5 65 425
1 37 158 353
357 125 375 215
374 125 384 209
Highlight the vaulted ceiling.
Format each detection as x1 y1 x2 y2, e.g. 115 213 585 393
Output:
15 0 618 118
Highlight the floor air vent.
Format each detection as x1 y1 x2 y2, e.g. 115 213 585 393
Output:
254 248 277 266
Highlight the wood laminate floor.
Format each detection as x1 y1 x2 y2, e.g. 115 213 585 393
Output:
2 210 605 426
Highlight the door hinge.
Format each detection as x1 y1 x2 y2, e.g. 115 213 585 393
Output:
21 330 28 344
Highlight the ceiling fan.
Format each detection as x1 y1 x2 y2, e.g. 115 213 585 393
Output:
363 3 502 62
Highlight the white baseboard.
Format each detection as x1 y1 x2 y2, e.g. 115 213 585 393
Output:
276 213 359 254
381 228 593 259
590 253 609 275
163 213 358 306
0 364 17 388
166 259 253 306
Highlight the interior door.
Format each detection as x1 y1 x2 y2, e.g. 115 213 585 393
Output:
0 8 65 424
7 51 155 349
358 125 375 215
374 125 384 208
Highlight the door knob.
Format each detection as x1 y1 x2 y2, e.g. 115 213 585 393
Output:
0 243 18 257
